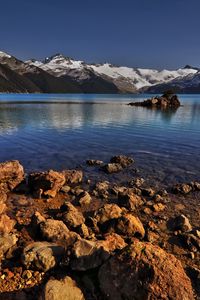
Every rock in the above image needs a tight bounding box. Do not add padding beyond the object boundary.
[76,224,90,238]
[116,213,145,238]
[146,231,159,243]
[71,234,126,271]
[94,181,110,198]
[78,191,91,207]
[110,155,134,168]
[128,93,181,109]
[187,266,200,297]
[142,187,155,197]
[129,177,145,188]
[31,211,46,227]
[62,169,83,184]
[22,241,65,272]
[101,233,126,252]
[170,214,192,232]
[0,214,15,234]
[86,159,103,166]
[41,276,85,300]
[99,239,194,300]
[28,170,66,198]
[0,233,18,259]
[143,207,152,215]
[0,160,24,192]
[60,185,71,193]
[0,202,7,214]
[191,181,200,191]
[95,204,122,224]
[61,202,85,228]
[104,163,123,174]
[180,233,200,251]
[70,239,110,271]
[153,203,166,212]
[40,219,79,247]
[118,191,143,210]
[173,183,193,194]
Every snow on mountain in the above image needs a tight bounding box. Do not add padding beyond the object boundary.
[0,51,11,58]
[27,54,198,90]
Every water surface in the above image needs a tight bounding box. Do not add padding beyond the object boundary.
[0,93,199,186]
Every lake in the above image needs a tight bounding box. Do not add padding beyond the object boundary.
[0,93,199,187]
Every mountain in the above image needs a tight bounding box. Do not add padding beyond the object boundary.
[0,51,81,93]
[0,50,199,93]
[28,54,198,93]
[144,70,200,94]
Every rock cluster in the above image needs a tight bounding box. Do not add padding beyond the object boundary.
[0,158,198,300]
[129,93,181,109]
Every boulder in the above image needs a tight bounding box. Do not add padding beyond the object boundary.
[169,214,192,232]
[22,241,65,272]
[94,181,109,198]
[78,191,91,207]
[41,276,85,300]
[28,170,66,198]
[116,213,145,238]
[70,239,110,271]
[99,239,194,300]
[0,214,15,234]
[0,233,18,259]
[95,204,122,225]
[118,191,143,210]
[0,160,24,192]
[71,234,126,271]
[62,170,83,184]
[61,202,85,228]
[110,155,134,168]
[40,219,79,247]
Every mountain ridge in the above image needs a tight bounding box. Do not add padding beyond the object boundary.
[0,50,199,94]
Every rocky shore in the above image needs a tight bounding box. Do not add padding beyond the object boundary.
[0,157,199,299]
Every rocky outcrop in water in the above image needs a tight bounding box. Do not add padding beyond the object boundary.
[129,93,181,109]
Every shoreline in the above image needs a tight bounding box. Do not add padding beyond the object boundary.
[0,157,199,299]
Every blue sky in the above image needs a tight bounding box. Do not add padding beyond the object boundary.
[1,0,200,69]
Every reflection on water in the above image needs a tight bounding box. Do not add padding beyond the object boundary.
[0,94,199,186]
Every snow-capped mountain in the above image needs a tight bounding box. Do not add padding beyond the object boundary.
[0,50,200,93]
[26,54,198,93]
[145,70,200,93]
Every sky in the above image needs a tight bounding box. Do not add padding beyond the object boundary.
[1,0,200,69]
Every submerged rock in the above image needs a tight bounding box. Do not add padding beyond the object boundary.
[0,160,24,193]
[28,170,66,198]
[104,163,123,174]
[41,276,85,300]
[99,239,194,300]
[110,155,134,168]
[86,159,103,166]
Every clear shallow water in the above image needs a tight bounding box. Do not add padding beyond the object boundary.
[0,93,199,186]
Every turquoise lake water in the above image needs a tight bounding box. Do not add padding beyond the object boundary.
[0,93,199,186]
